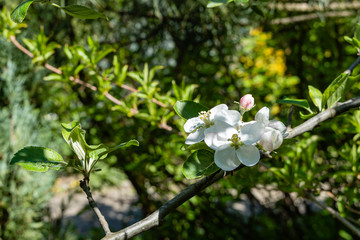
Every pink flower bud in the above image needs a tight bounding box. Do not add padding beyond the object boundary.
[239,94,255,111]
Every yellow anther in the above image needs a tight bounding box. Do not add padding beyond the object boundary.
[198,110,212,126]
[228,134,243,149]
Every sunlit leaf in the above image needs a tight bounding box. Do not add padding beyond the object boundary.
[322,73,350,109]
[10,0,34,23]
[174,100,208,119]
[60,5,108,20]
[308,85,323,111]
[277,98,313,113]
[10,146,66,172]
[207,0,231,8]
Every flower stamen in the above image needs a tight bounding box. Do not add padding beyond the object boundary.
[199,111,213,127]
[228,134,243,149]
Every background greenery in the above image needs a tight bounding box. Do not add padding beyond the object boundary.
[0,0,359,239]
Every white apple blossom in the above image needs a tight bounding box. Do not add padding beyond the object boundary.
[205,121,264,171]
[184,104,240,145]
[255,107,286,152]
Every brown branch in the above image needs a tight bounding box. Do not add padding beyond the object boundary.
[9,35,122,105]
[80,178,112,236]
[9,35,33,58]
[271,11,356,25]
[267,2,360,12]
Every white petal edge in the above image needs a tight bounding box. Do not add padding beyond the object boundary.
[236,145,260,166]
[215,144,241,171]
[209,104,228,120]
[184,117,204,133]
[268,120,286,134]
[255,107,269,126]
[185,128,205,145]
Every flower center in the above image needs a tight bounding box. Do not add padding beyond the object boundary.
[228,134,243,149]
[198,111,213,127]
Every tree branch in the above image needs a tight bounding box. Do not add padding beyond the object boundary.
[80,178,112,236]
[101,169,231,240]
[270,11,356,25]
[286,96,360,139]
[307,193,360,238]
[267,2,360,12]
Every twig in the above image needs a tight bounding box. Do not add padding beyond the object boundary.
[9,35,122,106]
[286,97,360,139]
[9,35,33,58]
[308,193,360,237]
[345,56,360,74]
[10,35,171,111]
[101,169,233,240]
[270,11,355,25]
[80,178,112,236]
[267,2,360,12]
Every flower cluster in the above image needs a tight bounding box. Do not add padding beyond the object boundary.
[184,95,286,171]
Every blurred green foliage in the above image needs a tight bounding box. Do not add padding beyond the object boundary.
[1,0,360,239]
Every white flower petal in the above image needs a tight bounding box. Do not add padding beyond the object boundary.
[185,128,205,145]
[240,121,264,145]
[255,107,269,126]
[214,109,241,126]
[209,104,228,120]
[184,117,204,133]
[204,122,237,150]
[268,120,286,134]
[235,145,260,166]
[215,144,241,171]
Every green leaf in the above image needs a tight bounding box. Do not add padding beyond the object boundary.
[61,120,81,146]
[308,85,323,111]
[277,98,313,113]
[107,140,139,153]
[11,0,34,23]
[344,36,353,45]
[207,0,232,8]
[322,73,350,109]
[61,121,138,173]
[183,150,219,179]
[94,46,115,64]
[355,23,360,41]
[59,5,108,20]
[352,37,360,49]
[10,146,66,172]
[299,112,317,120]
[174,100,208,119]
[43,73,66,82]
